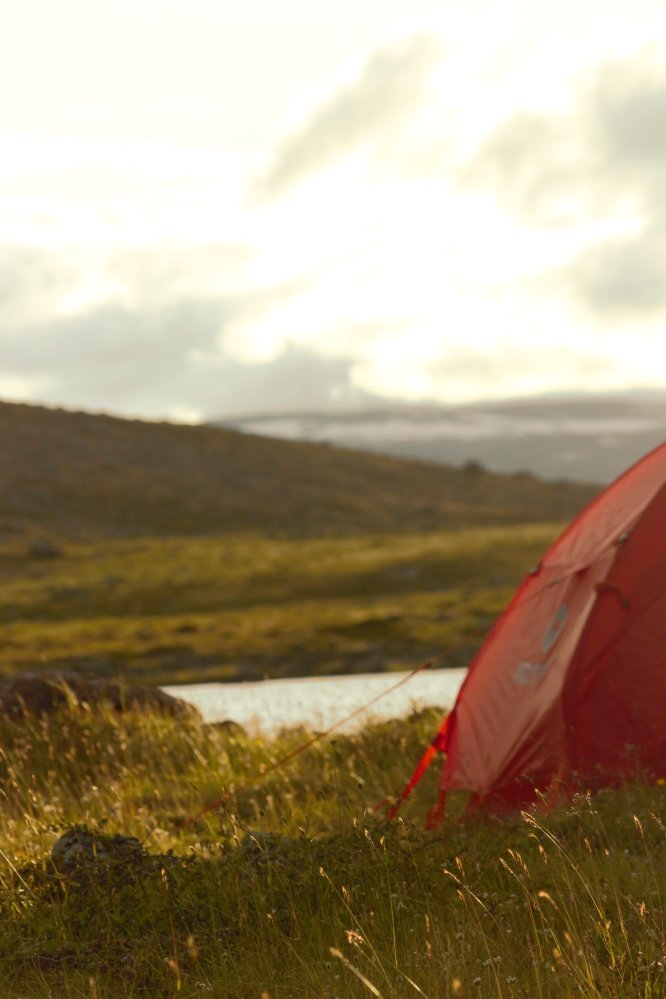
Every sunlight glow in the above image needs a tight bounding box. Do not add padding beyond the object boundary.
[1,1,666,415]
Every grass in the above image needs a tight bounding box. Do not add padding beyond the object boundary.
[0,704,663,998]
[0,523,561,684]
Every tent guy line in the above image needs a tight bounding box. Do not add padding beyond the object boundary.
[172,654,437,834]
[173,554,619,835]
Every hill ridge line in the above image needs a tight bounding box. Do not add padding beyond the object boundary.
[0,399,599,542]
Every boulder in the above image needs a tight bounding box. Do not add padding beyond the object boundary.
[207,718,247,738]
[0,671,201,720]
[49,826,188,885]
[28,538,63,560]
[51,826,144,875]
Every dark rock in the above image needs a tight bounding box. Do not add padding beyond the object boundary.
[240,829,301,866]
[49,826,189,885]
[28,538,63,559]
[0,671,201,721]
[207,719,247,738]
[51,826,144,875]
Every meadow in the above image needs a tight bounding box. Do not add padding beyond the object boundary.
[0,523,561,685]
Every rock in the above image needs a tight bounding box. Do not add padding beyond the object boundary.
[28,538,63,559]
[207,719,247,738]
[240,829,300,866]
[51,826,144,875]
[0,672,201,721]
[49,826,189,884]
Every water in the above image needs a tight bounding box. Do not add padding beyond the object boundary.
[162,668,467,735]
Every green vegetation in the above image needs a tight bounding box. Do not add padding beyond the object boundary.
[1,524,561,684]
[0,705,663,997]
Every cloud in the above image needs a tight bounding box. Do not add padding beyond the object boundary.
[467,113,584,222]
[209,342,377,417]
[107,244,254,306]
[467,51,666,318]
[469,53,666,221]
[0,240,256,336]
[564,230,666,315]
[0,266,376,417]
[0,373,54,402]
[257,35,441,198]
[0,233,296,410]
[1,234,346,418]
[429,344,616,388]
[1,299,226,407]
[0,244,76,326]
[590,58,666,182]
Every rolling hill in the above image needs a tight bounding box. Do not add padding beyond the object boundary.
[0,400,599,543]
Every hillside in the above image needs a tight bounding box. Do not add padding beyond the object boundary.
[0,400,598,542]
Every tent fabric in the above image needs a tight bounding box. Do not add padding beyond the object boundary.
[397,442,666,819]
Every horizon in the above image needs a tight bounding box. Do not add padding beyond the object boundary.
[3,1,666,421]
[2,383,666,429]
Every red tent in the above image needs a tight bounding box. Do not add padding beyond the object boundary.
[394,442,666,822]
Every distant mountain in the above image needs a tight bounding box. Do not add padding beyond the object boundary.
[0,400,598,543]
[214,392,666,484]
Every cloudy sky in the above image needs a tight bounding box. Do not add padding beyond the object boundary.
[2,0,666,422]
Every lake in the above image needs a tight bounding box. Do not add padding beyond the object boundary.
[162,667,467,734]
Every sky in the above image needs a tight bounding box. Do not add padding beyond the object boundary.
[2,0,666,422]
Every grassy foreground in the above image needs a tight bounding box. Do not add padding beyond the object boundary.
[0,705,663,998]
